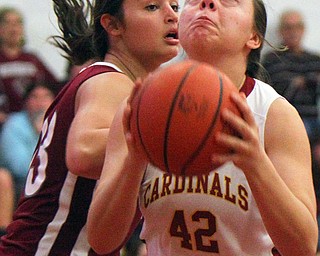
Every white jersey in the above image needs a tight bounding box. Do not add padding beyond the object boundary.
[138,77,283,256]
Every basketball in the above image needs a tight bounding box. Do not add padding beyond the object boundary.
[130,60,241,176]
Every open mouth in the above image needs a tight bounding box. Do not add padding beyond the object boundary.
[165,31,178,40]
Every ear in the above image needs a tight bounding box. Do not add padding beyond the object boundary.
[246,32,262,50]
[100,13,122,36]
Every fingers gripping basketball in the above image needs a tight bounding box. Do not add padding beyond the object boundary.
[130,60,240,176]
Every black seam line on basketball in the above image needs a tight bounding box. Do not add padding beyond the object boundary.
[135,79,156,167]
[181,71,224,176]
[163,64,199,173]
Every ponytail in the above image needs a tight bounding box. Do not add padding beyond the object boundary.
[50,0,124,65]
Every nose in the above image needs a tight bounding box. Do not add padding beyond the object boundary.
[200,0,216,10]
[165,7,179,24]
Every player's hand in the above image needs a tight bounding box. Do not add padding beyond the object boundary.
[123,78,149,165]
[211,92,267,173]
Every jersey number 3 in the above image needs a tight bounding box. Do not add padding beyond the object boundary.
[170,210,219,253]
[25,112,57,196]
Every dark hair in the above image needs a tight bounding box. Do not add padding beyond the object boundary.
[246,0,267,80]
[50,0,125,65]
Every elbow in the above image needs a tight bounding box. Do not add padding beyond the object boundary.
[302,223,319,256]
[87,218,108,254]
[66,146,102,179]
[306,233,319,256]
[66,152,89,176]
[89,234,127,255]
[277,231,318,256]
[88,233,110,255]
[87,202,127,255]
[87,225,123,255]
[277,244,317,256]
[293,244,318,256]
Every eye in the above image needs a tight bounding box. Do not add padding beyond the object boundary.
[145,4,159,11]
[171,3,180,12]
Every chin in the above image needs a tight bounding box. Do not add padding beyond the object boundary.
[162,49,180,62]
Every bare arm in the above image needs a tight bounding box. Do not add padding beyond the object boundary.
[87,82,148,254]
[212,93,318,256]
[66,72,133,179]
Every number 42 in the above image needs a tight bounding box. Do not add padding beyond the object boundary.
[170,210,219,253]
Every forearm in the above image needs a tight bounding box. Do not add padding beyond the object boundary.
[88,155,146,254]
[246,157,317,256]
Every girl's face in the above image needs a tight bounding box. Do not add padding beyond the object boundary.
[0,11,24,48]
[279,12,304,51]
[120,0,180,68]
[26,86,54,114]
[179,0,260,62]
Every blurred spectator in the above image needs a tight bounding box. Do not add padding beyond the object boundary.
[54,59,97,92]
[262,9,320,142]
[0,168,14,237]
[0,7,58,118]
[0,81,55,204]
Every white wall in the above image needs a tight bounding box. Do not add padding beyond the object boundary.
[0,0,67,80]
[0,0,319,80]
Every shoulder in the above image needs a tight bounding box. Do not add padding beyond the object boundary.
[266,96,306,146]
[74,66,133,115]
[68,63,132,97]
[246,79,283,113]
[78,62,131,85]
[79,70,133,98]
[254,79,281,97]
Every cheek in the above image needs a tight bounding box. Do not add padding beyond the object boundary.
[226,16,253,42]
[126,20,155,43]
[42,99,53,109]
[178,14,192,44]
[123,24,160,57]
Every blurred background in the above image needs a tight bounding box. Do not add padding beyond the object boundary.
[0,0,318,81]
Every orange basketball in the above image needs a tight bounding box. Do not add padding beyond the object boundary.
[130,60,240,176]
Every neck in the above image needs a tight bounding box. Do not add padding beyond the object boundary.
[290,46,303,54]
[1,45,21,58]
[225,70,247,90]
[283,41,303,54]
[191,54,247,90]
[105,52,142,82]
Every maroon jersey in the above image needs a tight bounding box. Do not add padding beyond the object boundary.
[0,50,58,112]
[0,63,124,256]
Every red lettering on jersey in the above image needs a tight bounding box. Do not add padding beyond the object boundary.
[161,173,172,196]
[173,175,186,194]
[195,175,208,193]
[209,172,223,198]
[224,176,236,204]
[238,185,249,211]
